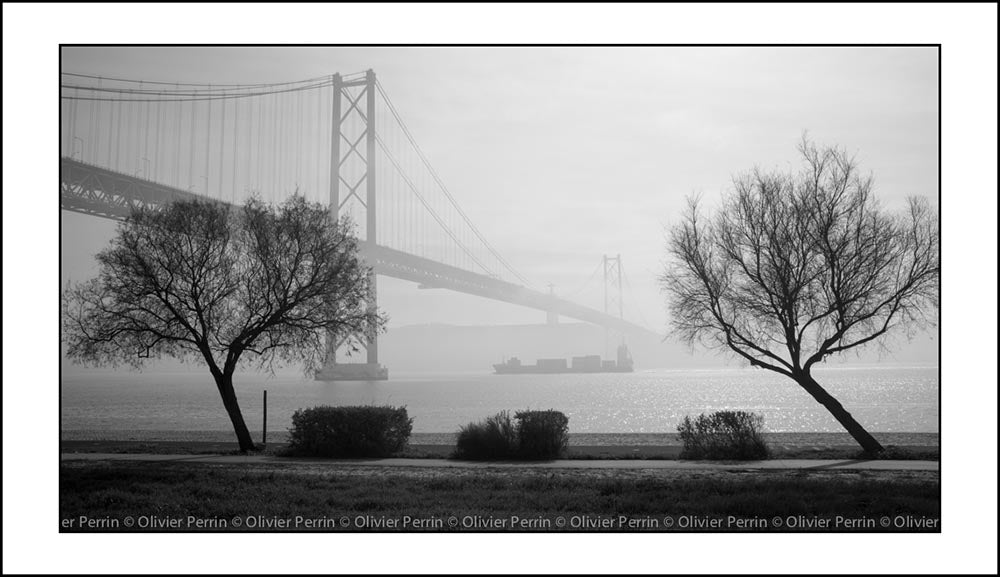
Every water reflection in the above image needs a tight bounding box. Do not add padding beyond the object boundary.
[61,366,938,434]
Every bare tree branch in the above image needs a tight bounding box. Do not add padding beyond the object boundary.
[62,196,387,451]
[660,137,939,453]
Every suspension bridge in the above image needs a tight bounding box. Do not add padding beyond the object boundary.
[60,69,655,379]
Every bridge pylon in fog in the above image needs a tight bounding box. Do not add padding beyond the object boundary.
[314,70,389,381]
[603,253,625,357]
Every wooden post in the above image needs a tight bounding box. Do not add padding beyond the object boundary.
[262,389,267,447]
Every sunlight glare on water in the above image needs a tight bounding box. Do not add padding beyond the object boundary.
[61,365,939,434]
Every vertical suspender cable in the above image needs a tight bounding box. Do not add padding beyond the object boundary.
[95,78,102,165]
[296,88,302,191]
[126,97,132,173]
[206,85,212,193]
[189,97,196,191]
[125,100,132,171]
[88,84,96,163]
[114,96,122,170]
[154,100,161,182]
[62,91,69,157]
[175,97,182,183]
[143,85,151,178]
[69,88,78,158]
[233,88,240,202]
[271,92,285,202]
[316,85,322,201]
[174,86,181,187]
[219,89,226,199]
[269,90,274,200]
[284,90,289,197]
[276,90,282,200]
[256,93,262,193]
[286,90,291,197]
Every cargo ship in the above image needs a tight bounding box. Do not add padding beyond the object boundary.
[493,343,634,374]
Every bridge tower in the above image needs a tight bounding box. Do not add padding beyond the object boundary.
[603,254,624,356]
[546,283,559,325]
[315,69,388,381]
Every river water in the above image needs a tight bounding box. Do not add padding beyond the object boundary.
[61,365,938,440]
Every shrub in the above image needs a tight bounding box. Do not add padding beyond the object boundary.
[677,410,770,460]
[286,405,413,458]
[515,410,569,460]
[453,409,570,460]
[453,410,518,460]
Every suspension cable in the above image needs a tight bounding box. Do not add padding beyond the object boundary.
[375,79,530,286]
[621,263,657,332]
[375,135,495,277]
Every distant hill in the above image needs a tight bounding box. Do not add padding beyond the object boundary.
[379,322,724,372]
[377,322,939,373]
[61,322,938,376]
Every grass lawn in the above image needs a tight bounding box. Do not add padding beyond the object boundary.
[60,460,940,532]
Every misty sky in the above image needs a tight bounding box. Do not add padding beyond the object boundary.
[60,46,939,361]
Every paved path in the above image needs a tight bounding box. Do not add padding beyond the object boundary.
[61,453,939,471]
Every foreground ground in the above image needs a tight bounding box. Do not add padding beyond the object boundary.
[60,458,940,532]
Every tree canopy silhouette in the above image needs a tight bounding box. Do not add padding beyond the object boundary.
[63,196,385,452]
[661,139,939,453]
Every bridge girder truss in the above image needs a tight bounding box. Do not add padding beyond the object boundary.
[61,158,205,220]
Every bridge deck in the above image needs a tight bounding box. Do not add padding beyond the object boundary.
[61,157,656,337]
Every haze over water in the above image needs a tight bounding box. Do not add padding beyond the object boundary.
[62,365,938,436]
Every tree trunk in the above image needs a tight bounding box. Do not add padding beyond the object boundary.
[797,373,885,454]
[215,373,256,452]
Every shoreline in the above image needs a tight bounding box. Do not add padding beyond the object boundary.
[61,439,940,461]
[61,429,940,447]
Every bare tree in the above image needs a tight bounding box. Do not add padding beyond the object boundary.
[662,138,939,453]
[63,196,385,452]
